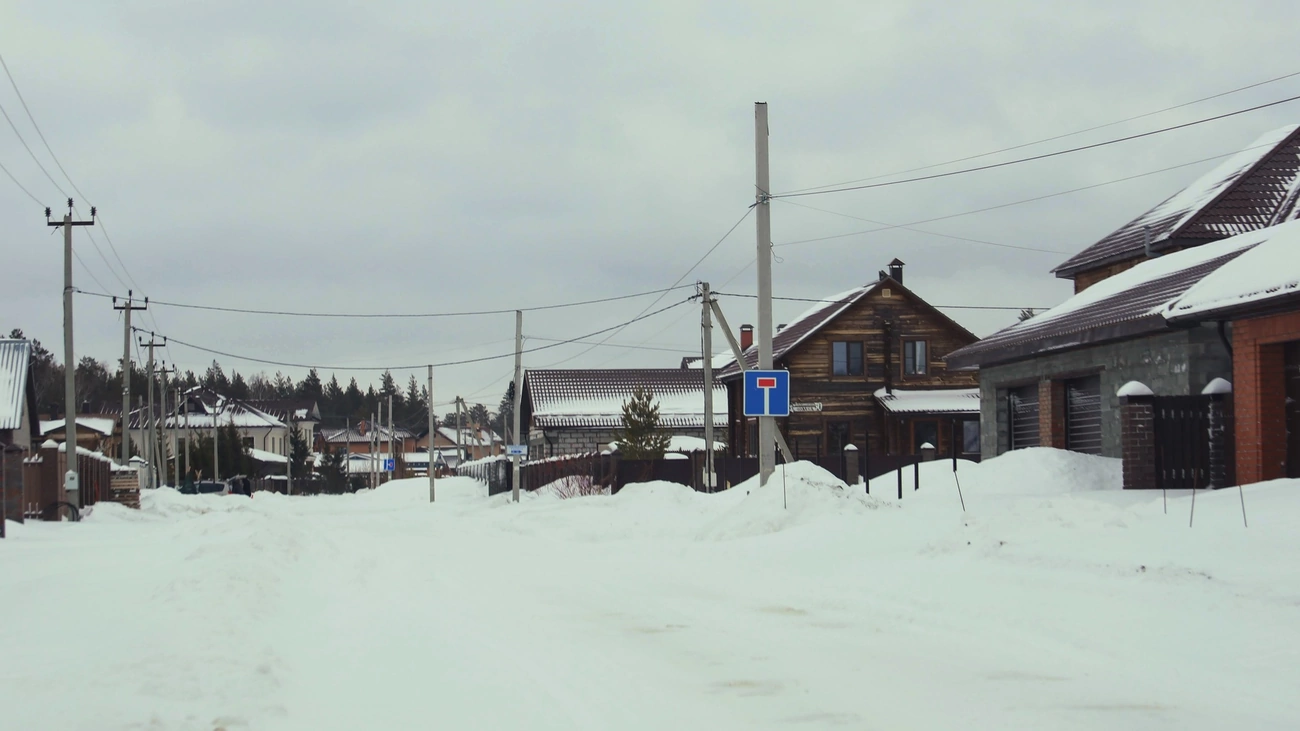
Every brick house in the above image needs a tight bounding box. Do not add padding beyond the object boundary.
[715,261,981,460]
[1165,219,1300,483]
[520,369,725,457]
[948,125,1300,461]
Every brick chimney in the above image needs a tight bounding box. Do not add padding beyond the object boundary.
[740,324,754,350]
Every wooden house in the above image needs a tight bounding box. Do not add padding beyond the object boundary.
[716,261,980,461]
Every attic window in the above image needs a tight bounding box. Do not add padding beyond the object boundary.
[881,288,892,298]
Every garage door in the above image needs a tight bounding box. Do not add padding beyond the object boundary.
[1008,385,1040,450]
[1065,375,1103,455]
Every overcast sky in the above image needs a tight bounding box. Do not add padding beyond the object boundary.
[3,0,1299,411]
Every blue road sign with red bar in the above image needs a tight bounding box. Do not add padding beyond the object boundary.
[743,369,790,417]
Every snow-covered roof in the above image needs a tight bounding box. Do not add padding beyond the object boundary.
[1165,218,1300,320]
[0,340,31,431]
[249,448,288,464]
[874,388,980,414]
[435,427,500,447]
[322,424,417,443]
[40,416,117,436]
[716,285,876,376]
[606,435,726,452]
[1053,124,1300,278]
[948,233,1262,369]
[525,369,726,429]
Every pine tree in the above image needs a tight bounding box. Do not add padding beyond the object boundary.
[615,388,670,459]
[299,368,323,399]
[495,381,515,438]
[230,372,250,399]
[289,425,311,475]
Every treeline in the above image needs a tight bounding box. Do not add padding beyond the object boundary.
[8,328,514,437]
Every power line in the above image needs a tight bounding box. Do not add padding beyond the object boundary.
[0,156,42,205]
[776,198,1071,254]
[133,298,692,372]
[0,98,66,197]
[543,207,754,367]
[527,335,698,355]
[74,283,695,319]
[713,291,1047,311]
[773,144,1277,248]
[779,69,1300,195]
[775,93,1300,199]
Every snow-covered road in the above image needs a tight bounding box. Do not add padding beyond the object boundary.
[3,452,1298,730]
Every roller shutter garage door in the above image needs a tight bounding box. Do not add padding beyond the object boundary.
[1065,375,1103,455]
[1008,385,1040,450]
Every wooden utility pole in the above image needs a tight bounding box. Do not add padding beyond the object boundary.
[512,310,523,503]
[434,364,439,499]
[700,283,715,492]
[113,291,147,466]
[138,333,165,488]
[753,102,775,486]
[47,200,96,504]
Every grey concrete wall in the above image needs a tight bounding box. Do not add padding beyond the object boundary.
[978,326,1231,459]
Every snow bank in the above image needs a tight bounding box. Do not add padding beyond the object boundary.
[868,448,1121,499]
[701,462,886,540]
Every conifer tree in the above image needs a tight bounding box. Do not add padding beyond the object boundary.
[615,388,670,459]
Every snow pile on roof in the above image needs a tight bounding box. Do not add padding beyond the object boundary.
[527,369,726,429]
[874,388,980,414]
[0,339,31,431]
[40,416,117,436]
[1165,218,1300,318]
[249,448,288,464]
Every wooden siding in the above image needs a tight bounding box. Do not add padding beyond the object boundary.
[730,282,978,459]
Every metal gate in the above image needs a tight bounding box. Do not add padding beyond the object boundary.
[1153,395,1209,490]
[1009,385,1040,449]
[1065,375,1102,455]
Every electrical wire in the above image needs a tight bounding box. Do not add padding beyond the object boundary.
[0,156,43,205]
[777,198,1071,255]
[773,144,1279,248]
[541,207,753,367]
[74,283,695,319]
[779,69,1300,195]
[713,291,1047,311]
[133,298,692,372]
[0,98,67,197]
[526,335,698,355]
[775,93,1300,199]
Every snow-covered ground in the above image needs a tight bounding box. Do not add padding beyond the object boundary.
[2,449,1298,730]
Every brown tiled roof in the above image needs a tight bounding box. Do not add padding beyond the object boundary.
[1052,125,1300,279]
[524,369,726,429]
[948,240,1258,369]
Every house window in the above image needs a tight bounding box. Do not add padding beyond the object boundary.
[962,420,981,454]
[903,340,928,375]
[912,420,938,452]
[832,341,864,376]
[827,421,851,455]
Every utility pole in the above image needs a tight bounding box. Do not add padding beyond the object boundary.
[700,283,715,492]
[113,291,147,466]
[212,396,221,483]
[286,412,293,496]
[455,397,464,467]
[158,364,176,486]
[47,200,96,505]
[182,388,190,483]
[138,333,165,488]
[434,364,444,499]
[754,101,775,486]
[173,386,181,487]
[512,310,523,503]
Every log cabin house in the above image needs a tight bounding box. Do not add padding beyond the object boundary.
[716,260,980,461]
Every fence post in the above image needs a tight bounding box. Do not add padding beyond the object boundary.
[843,444,859,488]
[897,464,902,500]
[913,460,920,491]
[1117,382,1157,491]
[1202,379,1233,489]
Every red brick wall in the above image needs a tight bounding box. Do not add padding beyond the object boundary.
[1038,379,1066,449]
[1233,311,1300,484]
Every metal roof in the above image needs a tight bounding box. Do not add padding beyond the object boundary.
[0,340,32,431]
[524,369,726,430]
[948,238,1258,370]
[1053,125,1300,279]
[874,388,980,414]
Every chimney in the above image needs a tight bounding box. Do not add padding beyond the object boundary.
[887,258,905,285]
[1143,225,1158,258]
[777,323,787,332]
[740,324,754,350]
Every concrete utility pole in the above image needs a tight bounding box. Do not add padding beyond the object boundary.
[182,389,190,482]
[286,412,293,496]
[113,291,147,466]
[139,334,165,488]
[754,102,775,486]
[158,364,175,486]
[387,393,394,481]
[701,282,715,492]
[436,364,441,499]
[47,200,96,504]
[212,396,221,483]
[455,397,464,466]
[512,310,523,503]
[172,386,181,487]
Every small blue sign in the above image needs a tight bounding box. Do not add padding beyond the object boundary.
[743,369,790,417]
[383,458,395,472]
